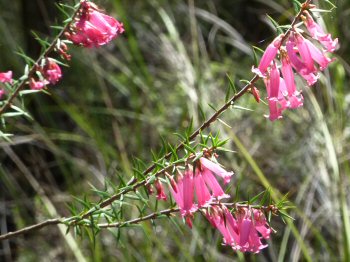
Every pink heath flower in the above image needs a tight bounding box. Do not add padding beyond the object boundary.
[0,89,5,99]
[264,63,289,121]
[199,157,233,185]
[281,53,303,109]
[303,11,338,52]
[29,78,49,90]
[169,170,198,228]
[286,38,319,86]
[0,71,13,83]
[234,208,270,253]
[252,34,283,77]
[205,206,240,247]
[154,179,167,201]
[193,169,212,207]
[293,32,317,73]
[303,39,334,70]
[66,1,125,48]
[43,59,62,84]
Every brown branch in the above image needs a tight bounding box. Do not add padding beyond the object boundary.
[0,218,62,241]
[98,208,180,228]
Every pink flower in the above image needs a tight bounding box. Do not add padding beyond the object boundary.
[264,63,288,121]
[200,157,233,185]
[194,169,212,207]
[154,179,167,201]
[29,78,49,90]
[66,1,124,48]
[286,38,319,86]
[205,206,239,246]
[0,71,13,83]
[303,11,338,52]
[170,170,198,228]
[304,39,334,70]
[293,33,316,73]
[205,206,271,253]
[252,34,283,77]
[43,59,62,84]
[235,208,270,253]
[0,89,5,99]
[281,54,303,109]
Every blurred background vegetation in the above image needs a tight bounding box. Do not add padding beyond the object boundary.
[0,0,349,261]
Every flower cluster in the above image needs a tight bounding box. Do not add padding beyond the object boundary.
[253,9,338,121]
[150,155,272,253]
[29,58,62,90]
[205,205,271,253]
[0,1,124,98]
[65,1,125,48]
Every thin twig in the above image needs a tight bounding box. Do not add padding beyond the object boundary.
[0,219,62,241]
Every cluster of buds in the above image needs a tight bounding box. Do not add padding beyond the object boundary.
[149,154,273,253]
[65,1,125,48]
[29,58,62,90]
[252,8,338,121]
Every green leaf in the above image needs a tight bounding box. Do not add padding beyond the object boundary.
[266,14,283,35]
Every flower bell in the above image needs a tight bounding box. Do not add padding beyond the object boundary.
[66,1,125,48]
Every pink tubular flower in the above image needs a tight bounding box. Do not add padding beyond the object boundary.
[303,11,338,52]
[194,169,212,207]
[235,208,270,253]
[66,1,124,48]
[293,33,316,73]
[170,170,198,228]
[205,206,271,253]
[264,63,294,121]
[199,157,233,185]
[29,78,49,90]
[43,59,62,84]
[286,38,319,86]
[0,71,13,83]
[304,39,334,70]
[154,179,167,201]
[0,89,5,99]
[252,34,283,77]
[281,53,303,109]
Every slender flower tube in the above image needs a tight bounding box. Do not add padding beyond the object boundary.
[303,11,338,52]
[281,53,303,109]
[170,170,197,228]
[286,38,319,85]
[304,39,334,70]
[201,167,230,200]
[294,33,316,73]
[194,169,212,207]
[252,34,283,77]
[0,71,13,83]
[199,157,233,184]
